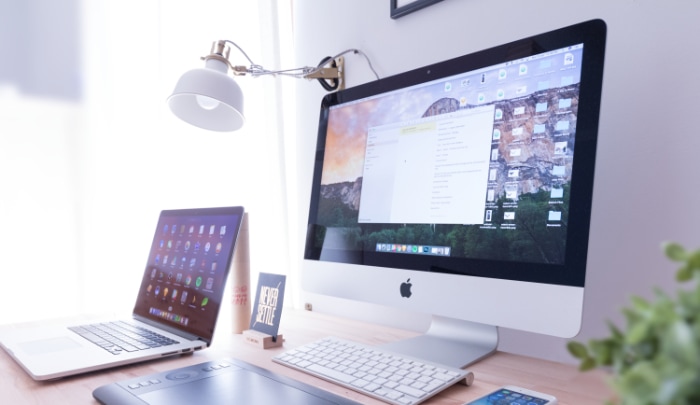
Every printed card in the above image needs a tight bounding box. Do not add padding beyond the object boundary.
[249,272,286,340]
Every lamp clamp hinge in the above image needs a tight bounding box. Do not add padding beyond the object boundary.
[304,56,345,91]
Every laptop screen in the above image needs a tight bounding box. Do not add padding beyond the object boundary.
[132,206,244,342]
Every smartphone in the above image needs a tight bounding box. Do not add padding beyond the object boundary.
[464,385,558,405]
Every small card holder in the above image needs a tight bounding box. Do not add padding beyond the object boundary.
[242,329,285,349]
[244,272,286,349]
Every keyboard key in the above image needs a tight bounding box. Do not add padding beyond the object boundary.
[307,363,357,384]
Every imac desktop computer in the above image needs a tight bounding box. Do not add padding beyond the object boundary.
[301,19,607,368]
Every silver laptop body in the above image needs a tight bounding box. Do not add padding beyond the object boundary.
[0,206,244,380]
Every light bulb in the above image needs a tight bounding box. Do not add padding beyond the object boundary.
[196,95,220,110]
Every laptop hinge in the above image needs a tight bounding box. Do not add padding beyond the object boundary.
[132,315,207,345]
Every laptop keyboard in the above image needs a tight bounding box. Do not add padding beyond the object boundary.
[69,321,179,355]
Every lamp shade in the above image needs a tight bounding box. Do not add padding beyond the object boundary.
[168,59,245,132]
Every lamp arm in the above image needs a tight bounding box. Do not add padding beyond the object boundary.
[204,40,380,91]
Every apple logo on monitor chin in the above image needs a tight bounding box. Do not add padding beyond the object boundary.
[400,278,412,298]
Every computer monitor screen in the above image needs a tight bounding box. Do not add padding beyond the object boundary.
[302,19,606,368]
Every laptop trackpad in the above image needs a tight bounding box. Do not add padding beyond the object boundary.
[20,337,82,355]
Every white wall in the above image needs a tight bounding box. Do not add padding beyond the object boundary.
[292,0,700,363]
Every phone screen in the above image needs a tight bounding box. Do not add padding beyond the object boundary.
[466,387,552,404]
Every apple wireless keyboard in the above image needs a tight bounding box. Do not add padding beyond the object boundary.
[273,336,474,405]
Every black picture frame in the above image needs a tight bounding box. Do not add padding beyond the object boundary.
[390,0,443,19]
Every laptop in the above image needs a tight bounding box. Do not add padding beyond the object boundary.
[0,206,245,381]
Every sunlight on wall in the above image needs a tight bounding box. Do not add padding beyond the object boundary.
[0,91,82,324]
[79,0,294,316]
[0,0,293,324]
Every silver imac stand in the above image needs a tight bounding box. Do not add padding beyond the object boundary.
[381,316,498,369]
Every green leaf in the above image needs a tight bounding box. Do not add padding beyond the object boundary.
[626,322,650,345]
[579,357,597,371]
[622,306,643,324]
[567,341,589,359]
[613,362,660,399]
[676,264,693,282]
[660,320,697,364]
[688,249,700,270]
[607,321,625,340]
[664,242,688,262]
[590,339,615,366]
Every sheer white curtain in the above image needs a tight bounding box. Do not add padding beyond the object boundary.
[0,0,294,324]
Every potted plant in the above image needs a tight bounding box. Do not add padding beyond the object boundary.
[567,243,700,405]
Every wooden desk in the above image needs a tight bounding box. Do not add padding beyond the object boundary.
[0,310,611,404]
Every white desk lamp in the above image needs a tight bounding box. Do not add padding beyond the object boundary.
[168,40,375,132]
